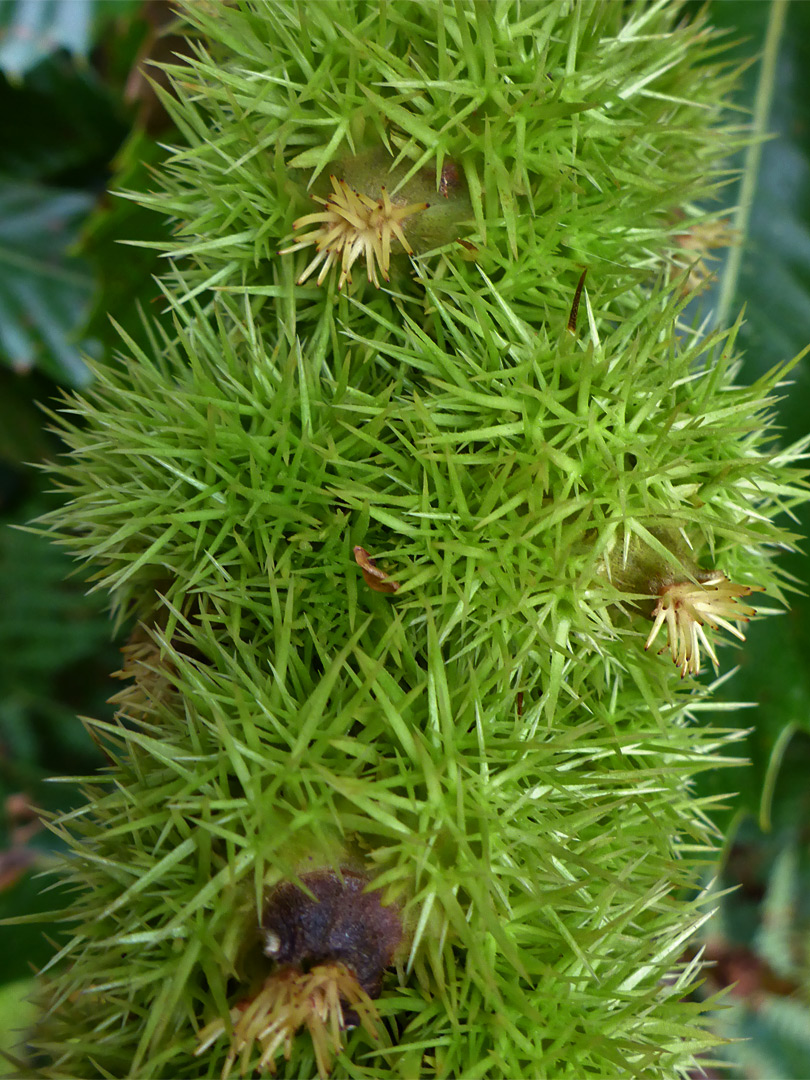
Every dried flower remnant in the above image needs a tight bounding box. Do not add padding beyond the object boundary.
[108,625,175,720]
[280,175,428,290]
[671,216,737,293]
[644,572,760,677]
[353,545,399,594]
[196,870,402,1078]
[195,962,379,1080]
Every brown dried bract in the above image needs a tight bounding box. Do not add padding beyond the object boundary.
[438,159,462,198]
[353,546,399,594]
[567,268,588,336]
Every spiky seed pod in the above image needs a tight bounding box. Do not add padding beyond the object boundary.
[136,1,748,323]
[29,277,806,1078]
[41,284,806,702]
[18,2,810,1079]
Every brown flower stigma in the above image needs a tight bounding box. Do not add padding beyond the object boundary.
[353,546,399,594]
[280,175,428,290]
[644,572,761,677]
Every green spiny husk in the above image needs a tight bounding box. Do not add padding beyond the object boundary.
[131,0,748,321]
[18,1,810,1078]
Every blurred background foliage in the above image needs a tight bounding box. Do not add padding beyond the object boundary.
[0,0,808,1074]
[686,2,810,1074]
[0,0,174,1051]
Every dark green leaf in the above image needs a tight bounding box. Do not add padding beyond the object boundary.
[80,130,171,353]
[0,180,97,386]
[0,55,130,187]
[701,0,810,822]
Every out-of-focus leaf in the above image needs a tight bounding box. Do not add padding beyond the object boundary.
[0,180,97,386]
[0,494,115,969]
[0,55,130,186]
[718,997,810,1080]
[0,976,36,1059]
[81,129,170,352]
[694,13,810,1059]
[0,0,141,80]
[0,526,112,691]
[0,369,53,465]
[0,0,92,79]
[698,0,810,822]
[756,845,800,978]
[0,501,118,769]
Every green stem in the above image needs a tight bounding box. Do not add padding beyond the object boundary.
[715,0,788,330]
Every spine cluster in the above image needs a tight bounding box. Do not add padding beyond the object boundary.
[26,3,808,1079]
